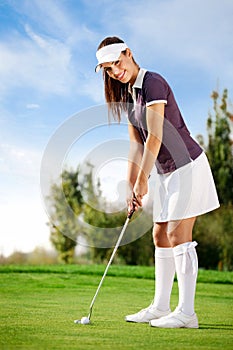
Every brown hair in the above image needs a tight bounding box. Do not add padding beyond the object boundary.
[97,36,138,122]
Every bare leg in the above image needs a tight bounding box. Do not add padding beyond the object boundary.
[167,217,198,316]
[166,217,196,247]
[152,223,175,311]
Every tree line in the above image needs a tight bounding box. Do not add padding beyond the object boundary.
[47,89,233,270]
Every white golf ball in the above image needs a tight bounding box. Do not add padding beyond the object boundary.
[81,317,90,325]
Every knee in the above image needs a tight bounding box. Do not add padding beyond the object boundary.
[153,230,162,246]
[153,231,159,246]
[166,232,178,247]
[166,218,196,247]
[152,223,169,247]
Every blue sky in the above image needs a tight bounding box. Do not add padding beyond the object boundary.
[0,0,232,256]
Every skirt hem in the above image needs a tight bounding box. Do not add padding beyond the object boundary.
[154,204,220,223]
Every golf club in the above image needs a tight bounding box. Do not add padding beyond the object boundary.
[74,203,135,325]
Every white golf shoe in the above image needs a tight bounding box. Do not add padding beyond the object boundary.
[125,304,170,323]
[150,309,199,328]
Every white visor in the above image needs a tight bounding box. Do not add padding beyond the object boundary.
[95,43,128,72]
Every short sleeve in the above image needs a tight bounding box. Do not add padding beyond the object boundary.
[142,72,169,107]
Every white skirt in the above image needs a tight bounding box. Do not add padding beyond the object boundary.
[153,152,220,222]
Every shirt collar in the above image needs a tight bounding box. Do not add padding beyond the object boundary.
[132,68,147,89]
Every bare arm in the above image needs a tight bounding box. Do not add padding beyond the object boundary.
[127,123,144,197]
[134,103,165,205]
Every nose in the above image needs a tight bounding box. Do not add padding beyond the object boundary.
[113,67,121,77]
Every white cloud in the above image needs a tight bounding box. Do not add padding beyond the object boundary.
[123,0,233,80]
[0,1,100,103]
[0,143,41,183]
[0,25,74,97]
[9,0,74,40]
[96,158,128,203]
[26,103,40,109]
[81,75,105,103]
[1,0,232,103]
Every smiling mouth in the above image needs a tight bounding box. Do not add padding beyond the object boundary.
[117,71,125,80]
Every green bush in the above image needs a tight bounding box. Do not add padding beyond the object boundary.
[193,205,233,270]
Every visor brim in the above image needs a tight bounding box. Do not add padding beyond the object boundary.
[95,64,102,73]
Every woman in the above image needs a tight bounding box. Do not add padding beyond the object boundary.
[95,36,219,328]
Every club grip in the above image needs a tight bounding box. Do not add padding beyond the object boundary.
[127,207,135,219]
[127,193,136,219]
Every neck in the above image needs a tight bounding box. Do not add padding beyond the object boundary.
[129,65,140,85]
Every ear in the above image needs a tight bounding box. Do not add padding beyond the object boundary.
[126,48,133,58]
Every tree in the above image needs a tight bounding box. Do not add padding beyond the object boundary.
[194,204,233,270]
[117,218,154,266]
[48,163,104,264]
[206,89,233,204]
[85,204,155,265]
[48,167,84,263]
[193,88,233,270]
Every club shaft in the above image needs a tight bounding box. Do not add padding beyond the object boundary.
[88,217,130,318]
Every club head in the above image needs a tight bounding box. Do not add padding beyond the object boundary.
[74,316,91,325]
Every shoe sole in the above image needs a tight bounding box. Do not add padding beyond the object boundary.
[183,320,199,329]
[150,320,199,328]
[125,310,171,324]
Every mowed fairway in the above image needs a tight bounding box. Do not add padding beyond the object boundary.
[0,265,233,350]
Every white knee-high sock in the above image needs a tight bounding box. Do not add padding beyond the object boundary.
[173,241,198,316]
[153,247,176,311]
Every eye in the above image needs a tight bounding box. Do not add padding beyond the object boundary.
[114,60,120,66]
[104,67,112,73]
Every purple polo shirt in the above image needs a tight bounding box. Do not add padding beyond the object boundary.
[128,69,203,174]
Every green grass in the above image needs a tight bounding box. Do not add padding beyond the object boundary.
[0,265,232,350]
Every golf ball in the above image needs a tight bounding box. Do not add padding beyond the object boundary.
[81,317,90,325]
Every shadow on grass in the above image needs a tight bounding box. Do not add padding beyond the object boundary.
[199,323,233,330]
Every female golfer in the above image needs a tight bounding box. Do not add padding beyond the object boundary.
[95,36,219,328]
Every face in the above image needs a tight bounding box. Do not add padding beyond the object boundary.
[101,49,139,85]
